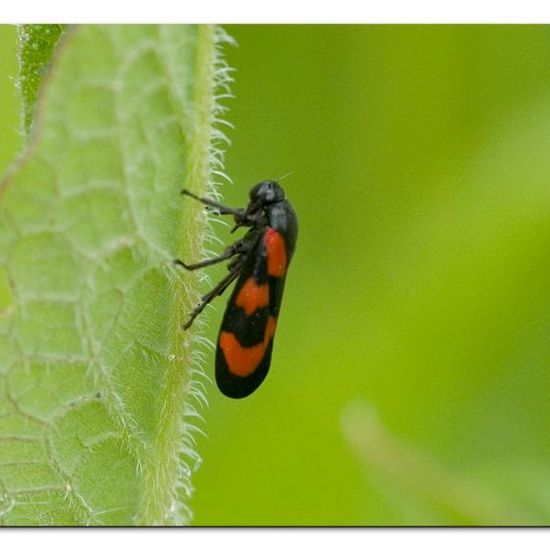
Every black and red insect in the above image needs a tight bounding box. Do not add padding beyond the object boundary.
[175,180,298,399]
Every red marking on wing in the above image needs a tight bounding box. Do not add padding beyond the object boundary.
[235,277,269,315]
[219,316,277,377]
[264,228,287,277]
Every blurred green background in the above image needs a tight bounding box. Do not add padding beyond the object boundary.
[3,24,550,525]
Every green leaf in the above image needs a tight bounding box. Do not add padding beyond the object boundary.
[0,24,232,525]
[17,24,66,135]
[342,401,536,525]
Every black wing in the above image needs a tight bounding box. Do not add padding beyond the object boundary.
[215,228,288,398]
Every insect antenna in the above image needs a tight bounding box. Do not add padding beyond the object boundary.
[276,170,295,183]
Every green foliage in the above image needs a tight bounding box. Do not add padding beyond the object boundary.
[4,23,550,528]
[17,24,65,135]
[342,402,535,525]
[0,26,21,173]
[192,25,550,526]
[0,24,228,525]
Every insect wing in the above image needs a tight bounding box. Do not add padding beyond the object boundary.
[215,229,288,398]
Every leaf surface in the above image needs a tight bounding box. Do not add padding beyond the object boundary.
[0,24,225,525]
[17,24,65,134]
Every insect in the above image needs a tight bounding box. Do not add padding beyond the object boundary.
[175,180,298,399]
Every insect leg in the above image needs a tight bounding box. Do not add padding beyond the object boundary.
[174,237,249,271]
[181,189,245,218]
[183,260,243,330]
[175,247,235,271]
